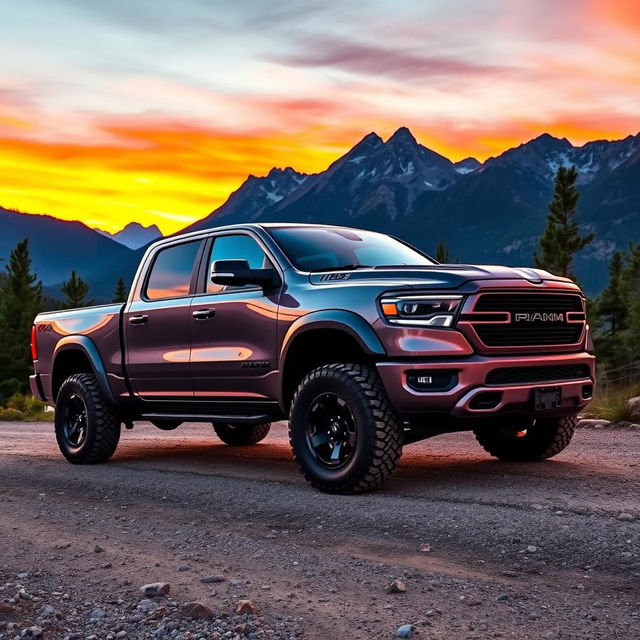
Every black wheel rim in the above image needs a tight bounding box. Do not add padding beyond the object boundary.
[306,392,357,469]
[63,393,88,448]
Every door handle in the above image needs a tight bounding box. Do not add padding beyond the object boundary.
[129,315,148,325]
[192,308,215,320]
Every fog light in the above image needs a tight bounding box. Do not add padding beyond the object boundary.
[581,384,593,399]
[406,370,457,392]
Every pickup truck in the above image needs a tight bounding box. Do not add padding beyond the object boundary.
[30,223,595,493]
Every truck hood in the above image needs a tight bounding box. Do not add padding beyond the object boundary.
[309,264,573,289]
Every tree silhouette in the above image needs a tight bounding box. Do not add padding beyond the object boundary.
[113,276,128,303]
[61,270,93,308]
[534,166,593,280]
[435,240,450,263]
[0,239,44,400]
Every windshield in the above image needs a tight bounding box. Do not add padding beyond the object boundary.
[269,227,435,271]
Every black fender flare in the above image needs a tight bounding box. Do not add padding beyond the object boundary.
[279,309,385,370]
[52,336,117,406]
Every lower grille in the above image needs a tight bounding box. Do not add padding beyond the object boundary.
[486,365,590,386]
[475,325,583,346]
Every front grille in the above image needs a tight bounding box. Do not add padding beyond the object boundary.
[486,365,590,386]
[470,293,584,347]
[474,293,582,312]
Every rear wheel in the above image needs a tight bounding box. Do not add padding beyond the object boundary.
[213,422,271,446]
[289,363,403,494]
[474,415,577,462]
[54,373,121,464]
[151,419,182,431]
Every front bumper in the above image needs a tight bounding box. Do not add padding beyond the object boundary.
[376,352,595,417]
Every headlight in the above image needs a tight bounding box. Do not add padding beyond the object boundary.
[380,295,463,328]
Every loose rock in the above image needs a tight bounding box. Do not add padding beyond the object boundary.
[387,578,407,593]
[141,582,171,597]
[180,601,213,619]
[627,397,640,420]
[397,624,415,638]
[200,574,226,584]
[235,599,258,615]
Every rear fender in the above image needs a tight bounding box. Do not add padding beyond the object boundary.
[52,336,117,405]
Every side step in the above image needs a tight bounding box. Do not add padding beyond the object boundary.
[141,412,279,425]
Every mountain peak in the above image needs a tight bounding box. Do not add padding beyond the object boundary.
[120,221,160,233]
[265,166,301,178]
[387,126,417,145]
[528,132,571,149]
[111,221,163,249]
[454,157,481,174]
[354,132,383,149]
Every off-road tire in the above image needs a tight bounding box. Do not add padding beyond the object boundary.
[152,419,182,431]
[55,373,121,464]
[289,363,403,494]
[474,415,577,462]
[213,422,271,446]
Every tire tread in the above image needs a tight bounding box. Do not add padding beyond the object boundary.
[474,415,577,462]
[213,422,271,446]
[289,363,402,493]
[55,373,120,464]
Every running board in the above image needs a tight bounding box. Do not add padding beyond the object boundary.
[141,412,279,425]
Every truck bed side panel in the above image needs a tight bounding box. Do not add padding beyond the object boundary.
[33,304,126,402]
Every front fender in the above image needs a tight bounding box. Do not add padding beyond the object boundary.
[280,310,386,364]
[52,336,117,405]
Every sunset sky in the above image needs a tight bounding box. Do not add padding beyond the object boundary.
[0,0,638,234]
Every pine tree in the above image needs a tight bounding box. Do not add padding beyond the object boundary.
[0,239,44,400]
[435,240,450,263]
[113,277,128,303]
[533,166,594,280]
[598,252,627,336]
[61,270,93,308]
[622,243,640,364]
[593,242,640,371]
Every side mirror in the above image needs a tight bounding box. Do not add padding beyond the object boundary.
[210,259,280,289]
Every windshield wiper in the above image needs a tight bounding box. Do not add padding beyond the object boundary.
[310,264,373,272]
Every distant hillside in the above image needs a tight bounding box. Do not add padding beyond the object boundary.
[97,221,163,249]
[0,208,139,300]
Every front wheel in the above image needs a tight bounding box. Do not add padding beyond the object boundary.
[213,422,271,446]
[289,363,403,494]
[54,373,121,464]
[474,415,577,462]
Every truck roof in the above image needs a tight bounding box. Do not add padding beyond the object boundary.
[149,222,362,250]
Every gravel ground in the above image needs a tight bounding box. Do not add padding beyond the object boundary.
[0,420,638,639]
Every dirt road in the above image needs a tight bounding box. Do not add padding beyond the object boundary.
[1,421,638,639]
